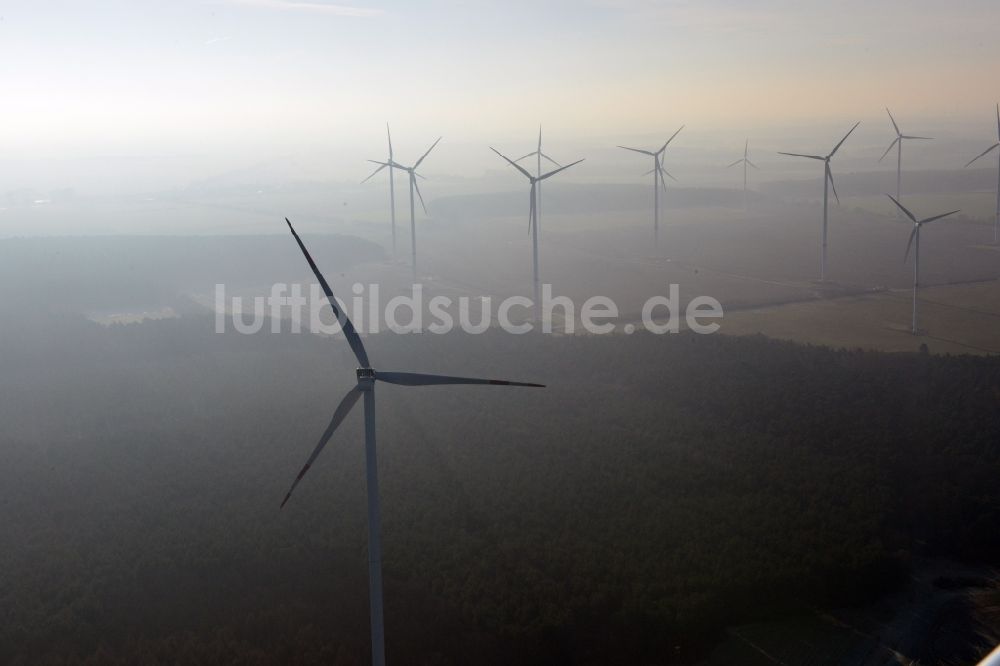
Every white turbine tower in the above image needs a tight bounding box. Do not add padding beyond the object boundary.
[490,147,584,322]
[280,218,543,666]
[362,124,400,257]
[964,104,1000,244]
[618,125,683,247]
[879,108,932,211]
[778,121,860,281]
[885,196,960,334]
[514,126,561,238]
[370,136,441,280]
[726,139,759,209]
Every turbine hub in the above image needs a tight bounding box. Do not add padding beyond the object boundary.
[356,367,376,387]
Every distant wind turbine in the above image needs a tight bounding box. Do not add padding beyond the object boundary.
[490,147,584,321]
[280,217,544,666]
[778,121,860,281]
[964,104,1000,244]
[362,124,400,256]
[514,126,561,238]
[370,136,441,279]
[619,125,683,247]
[885,196,960,334]
[879,108,932,211]
[727,139,759,209]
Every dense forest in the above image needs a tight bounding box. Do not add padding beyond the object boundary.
[1,311,999,665]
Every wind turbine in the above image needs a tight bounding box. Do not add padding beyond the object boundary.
[362,124,400,257]
[964,104,1000,244]
[879,108,932,211]
[778,121,860,281]
[514,126,561,237]
[727,139,759,209]
[618,125,683,247]
[885,196,959,334]
[280,217,543,666]
[369,136,441,280]
[490,148,583,322]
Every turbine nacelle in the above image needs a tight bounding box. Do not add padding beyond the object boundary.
[885,195,960,262]
[381,144,435,216]
[777,123,859,208]
[880,109,933,163]
[491,147,583,184]
[356,367,377,387]
[490,147,583,236]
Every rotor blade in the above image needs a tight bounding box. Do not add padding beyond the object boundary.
[879,137,900,163]
[490,147,533,180]
[413,136,441,169]
[903,226,918,264]
[618,145,654,156]
[515,150,561,167]
[280,386,363,509]
[826,164,840,205]
[777,152,825,160]
[412,173,428,215]
[828,121,860,158]
[996,102,999,142]
[661,166,678,182]
[886,194,917,222]
[386,123,393,159]
[920,209,961,225]
[726,159,744,168]
[656,161,668,193]
[744,139,749,159]
[901,135,933,140]
[964,143,1000,168]
[361,162,388,184]
[661,124,685,152]
[747,160,760,170]
[537,125,542,153]
[540,152,561,167]
[371,159,405,172]
[376,371,544,388]
[285,218,370,368]
[642,167,656,176]
[886,107,900,136]
[538,158,584,181]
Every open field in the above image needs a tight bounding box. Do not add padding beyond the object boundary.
[719,280,1000,355]
[6,176,1000,356]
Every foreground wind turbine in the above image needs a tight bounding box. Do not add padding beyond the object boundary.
[281,218,543,666]
[727,139,759,209]
[886,196,960,334]
[490,147,583,321]
[964,104,1000,243]
[514,126,561,237]
[879,108,932,209]
[362,124,400,256]
[619,126,683,247]
[778,121,860,281]
[370,136,441,279]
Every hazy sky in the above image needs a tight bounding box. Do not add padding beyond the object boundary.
[2,0,999,191]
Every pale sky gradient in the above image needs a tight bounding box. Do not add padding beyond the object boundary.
[1,0,999,191]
